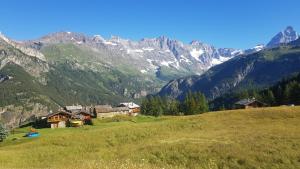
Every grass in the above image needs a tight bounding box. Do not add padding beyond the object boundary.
[1,107,300,169]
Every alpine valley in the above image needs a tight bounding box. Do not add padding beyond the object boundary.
[0,26,299,127]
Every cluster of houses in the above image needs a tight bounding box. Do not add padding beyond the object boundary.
[34,98,270,129]
[43,102,140,129]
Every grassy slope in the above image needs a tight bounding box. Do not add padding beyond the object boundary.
[0,107,300,169]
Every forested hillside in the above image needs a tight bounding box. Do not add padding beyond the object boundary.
[210,73,300,110]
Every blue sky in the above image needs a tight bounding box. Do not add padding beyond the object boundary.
[0,0,299,49]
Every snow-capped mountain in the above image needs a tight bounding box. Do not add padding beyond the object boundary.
[6,26,300,82]
[29,32,242,77]
[267,26,299,48]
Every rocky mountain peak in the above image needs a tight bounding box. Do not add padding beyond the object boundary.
[190,40,203,46]
[267,26,299,48]
[92,35,105,42]
[157,35,169,41]
[285,26,295,34]
[40,31,88,44]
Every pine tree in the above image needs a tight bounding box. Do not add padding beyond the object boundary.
[166,99,180,115]
[197,92,209,113]
[274,86,283,104]
[0,123,8,142]
[141,98,150,115]
[182,91,209,115]
[263,90,275,106]
[239,90,249,99]
[283,85,291,104]
[219,104,226,111]
[289,81,300,105]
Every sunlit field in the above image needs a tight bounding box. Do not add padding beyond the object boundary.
[1,106,300,169]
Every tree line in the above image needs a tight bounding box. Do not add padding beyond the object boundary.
[141,91,209,116]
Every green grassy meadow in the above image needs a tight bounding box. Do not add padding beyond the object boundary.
[1,107,300,169]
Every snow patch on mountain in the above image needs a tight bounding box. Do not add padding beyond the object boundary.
[179,55,191,63]
[142,47,155,51]
[253,44,264,51]
[211,56,232,66]
[161,61,170,67]
[231,50,243,56]
[140,69,147,73]
[190,49,204,61]
[127,49,144,54]
[103,41,118,46]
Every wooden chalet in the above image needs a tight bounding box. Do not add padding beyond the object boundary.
[118,102,140,116]
[94,105,130,118]
[235,98,267,109]
[47,111,72,128]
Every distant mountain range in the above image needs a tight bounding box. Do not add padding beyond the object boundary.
[158,26,300,100]
[26,32,244,76]
[0,26,299,127]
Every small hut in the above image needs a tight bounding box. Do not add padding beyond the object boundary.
[235,98,267,109]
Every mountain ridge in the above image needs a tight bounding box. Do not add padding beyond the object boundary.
[158,44,300,100]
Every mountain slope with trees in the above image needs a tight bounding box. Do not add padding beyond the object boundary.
[158,45,300,100]
[210,73,300,110]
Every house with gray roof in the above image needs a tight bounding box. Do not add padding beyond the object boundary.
[235,98,267,109]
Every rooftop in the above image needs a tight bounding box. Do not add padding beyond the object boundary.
[119,102,140,109]
[235,98,265,106]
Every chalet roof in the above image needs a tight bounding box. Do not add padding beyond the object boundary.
[94,105,112,109]
[94,105,113,113]
[95,107,129,113]
[235,98,266,106]
[46,111,72,118]
[74,111,92,116]
[119,102,140,109]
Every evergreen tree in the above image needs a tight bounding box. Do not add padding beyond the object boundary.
[140,98,150,115]
[282,85,291,104]
[182,91,195,115]
[274,86,283,104]
[182,91,209,115]
[0,123,8,142]
[239,90,249,99]
[197,92,209,113]
[166,99,180,115]
[263,90,275,106]
[289,81,300,105]
[219,104,226,111]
